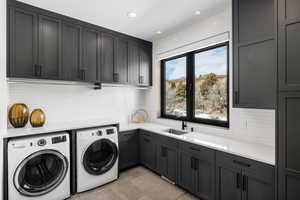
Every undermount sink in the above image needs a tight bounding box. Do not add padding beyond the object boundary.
[164,128,188,135]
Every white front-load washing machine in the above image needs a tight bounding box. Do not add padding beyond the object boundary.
[8,133,70,200]
[76,126,119,193]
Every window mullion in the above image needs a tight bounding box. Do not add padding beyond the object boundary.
[186,53,194,121]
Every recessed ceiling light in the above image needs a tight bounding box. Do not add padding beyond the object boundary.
[156,30,162,34]
[127,12,137,18]
[195,10,201,15]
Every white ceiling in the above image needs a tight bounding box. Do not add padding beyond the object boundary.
[18,0,228,41]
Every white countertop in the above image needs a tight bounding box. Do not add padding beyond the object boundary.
[120,123,275,166]
[3,119,119,138]
[3,120,275,166]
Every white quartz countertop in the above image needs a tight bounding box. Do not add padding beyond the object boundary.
[3,119,119,138]
[3,120,275,166]
[120,123,275,166]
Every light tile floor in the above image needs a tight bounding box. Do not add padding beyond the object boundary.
[68,167,199,200]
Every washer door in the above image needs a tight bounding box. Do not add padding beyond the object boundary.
[83,139,118,175]
[14,150,68,197]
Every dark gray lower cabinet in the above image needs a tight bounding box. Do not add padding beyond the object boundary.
[139,130,157,170]
[178,142,215,200]
[156,135,178,182]
[119,130,139,170]
[216,151,274,200]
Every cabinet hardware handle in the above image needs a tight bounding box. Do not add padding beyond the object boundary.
[94,82,101,90]
[190,147,201,152]
[234,91,239,105]
[190,157,194,169]
[242,175,247,191]
[113,73,119,82]
[233,160,251,167]
[194,158,198,170]
[236,173,241,189]
[34,64,39,76]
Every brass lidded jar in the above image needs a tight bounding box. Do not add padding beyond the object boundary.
[8,103,29,128]
[30,109,46,128]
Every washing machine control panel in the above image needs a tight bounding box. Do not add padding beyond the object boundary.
[52,135,67,144]
[106,128,115,135]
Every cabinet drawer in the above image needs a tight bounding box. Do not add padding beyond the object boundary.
[216,151,274,182]
[119,130,138,142]
[156,134,178,149]
[179,141,215,162]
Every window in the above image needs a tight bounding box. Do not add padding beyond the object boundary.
[161,42,229,127]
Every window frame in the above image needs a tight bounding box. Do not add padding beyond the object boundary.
[160,41,230,128]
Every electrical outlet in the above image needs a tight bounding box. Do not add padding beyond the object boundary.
[244,120,248,129]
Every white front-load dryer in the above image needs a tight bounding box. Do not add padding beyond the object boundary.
[7,132,70,200]
[76,126,119,193]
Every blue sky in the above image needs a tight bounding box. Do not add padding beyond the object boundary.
[165,46,227,80]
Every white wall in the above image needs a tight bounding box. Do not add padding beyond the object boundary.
[146,1,275,147]
[8,83,147,128]
[0,0,7,197]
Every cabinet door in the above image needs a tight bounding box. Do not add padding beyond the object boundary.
[140,133,156,170]
[278,21,300,91]
[194,157,215,200]
[178,151,195,192]
[157,145,177,182]
[119,130,139,170]
[234,40,276,109]
[38,15,61,79]
[216,165,241,200]
[236,0,274,44]
[278,92,300,199]
[8,7,38,78]
[139,45,151,86]
[101,33,115,83]
[128,42,140,85]
[115,39,128,84]
[242,173,274,200]
[82,28,100,82]
[61,23,81,81]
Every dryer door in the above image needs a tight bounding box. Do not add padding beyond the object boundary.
[14,149,68,197]
[83,138,118,175]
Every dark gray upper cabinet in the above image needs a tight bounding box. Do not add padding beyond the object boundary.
[115,38,128,84]
[128,42,140,85]
[101,33,115,83]
[235,41,276,108]
[8,7,38,78]
[237,0,274,44]
[278,0,300,91]
[7,1,152,86]
[82,28,100,83]
[118,130,139,171]
[61,23,81,81]
[38,15,61,79]
[139,45,152,86]
[216,151,275,200]
[233,0,276,109]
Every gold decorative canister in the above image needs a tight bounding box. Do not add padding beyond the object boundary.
[30,109,46,128]
[8,103,29,128]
